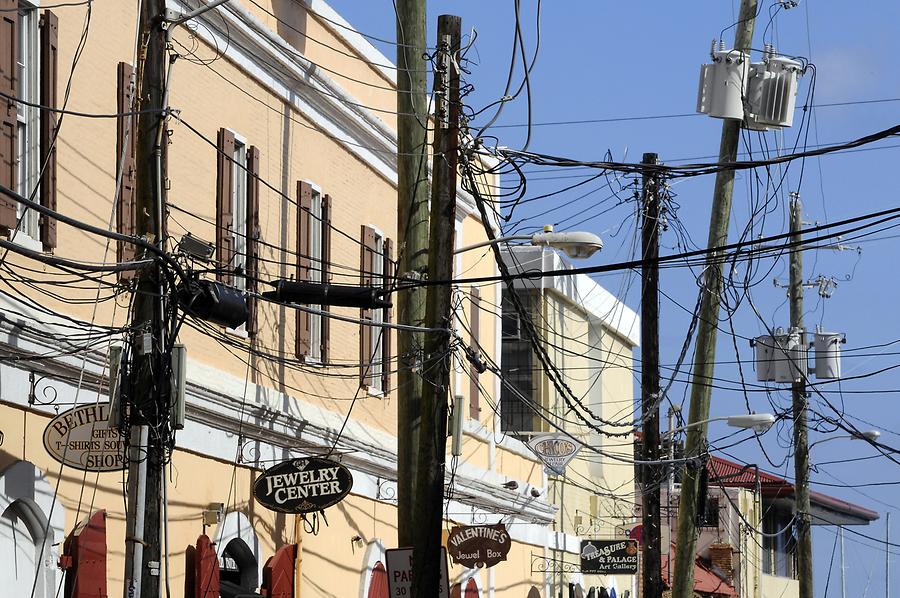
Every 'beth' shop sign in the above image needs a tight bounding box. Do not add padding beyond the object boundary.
[447,524,511,568]
[43,403,126,472]
[580,539,639,575]
[253,457,353,514]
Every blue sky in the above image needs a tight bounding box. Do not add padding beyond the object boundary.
[326,1,900,595]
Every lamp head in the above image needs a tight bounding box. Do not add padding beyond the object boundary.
[531,230,604,260]
[726,413,776,433]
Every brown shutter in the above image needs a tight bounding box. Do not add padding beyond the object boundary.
[38,11,58,250]
[381,237,393,392]
[320,193,332,363]
[295,181,312,359]
[116,62,137,278]
[0,0,18,231]
[245,146,260,336]
[216,128,235,284]
[469,286,482,419]
[359,225,375,386]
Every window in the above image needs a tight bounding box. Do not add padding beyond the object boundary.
[15,6,38,240]
[231,138,247,291]
[295,182,330,361]
[500,291,537,433]
[0,2,57,248]
[359,225,392,392]
[307,189,323,360]
[216,129,260,333]
[698,496,720,528]
[762,507,797,578]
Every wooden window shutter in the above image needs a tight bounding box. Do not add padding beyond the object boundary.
[0,0,18,232]
[115,62,137,278]
[215,128,235,284]
[359,225,375,386]
[246,146,261,336]
[469,286,482,419]
[38,11,58,251]
[320,193,332,363]
[381,237,393,392]
[295,181,313,359]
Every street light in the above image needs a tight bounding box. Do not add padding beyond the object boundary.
[808,429,880,451]
[668,412,777,436]
[454,225,603,259]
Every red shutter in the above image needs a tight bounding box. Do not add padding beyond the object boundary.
[381,237,393,392]
[216,128,235,284]
[359,225,375,386]
[295,181,312,359]
[116,62,137,277]
[0,0,18,231]
[59,510,107,598]
[246,145,261,335]
[194,534,220,598]
[366,561,389,598]
[469,286,482,420]
[320,193,332,363]
[38,10,58,250]
[260,543,296,598]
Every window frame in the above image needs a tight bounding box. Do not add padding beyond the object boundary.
[230,133,248,291]
[11,2,41,248]
[366,227,385,393]
[301,181,326,363]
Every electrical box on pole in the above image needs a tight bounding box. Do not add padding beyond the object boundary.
[697,41,803,128]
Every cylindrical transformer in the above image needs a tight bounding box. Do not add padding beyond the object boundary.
[754,335,776,382]
[774,330,806,383]
[814,331,843,379]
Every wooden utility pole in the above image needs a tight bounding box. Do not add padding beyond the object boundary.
[640,152,664,598]
[123,1,168,596]
[790,192,813,598]
[413,14,460,597]
[394,0,430,548]
[670,1,758,596]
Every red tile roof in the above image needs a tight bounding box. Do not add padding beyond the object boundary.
[706,455,879,522]
[661,552,737,596]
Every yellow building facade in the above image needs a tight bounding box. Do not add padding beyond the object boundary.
[0,1,639,597]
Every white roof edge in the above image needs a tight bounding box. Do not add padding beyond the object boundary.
[501,247,640,347]
[306,0,398,85]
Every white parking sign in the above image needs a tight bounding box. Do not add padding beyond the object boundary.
[385,547,449,597]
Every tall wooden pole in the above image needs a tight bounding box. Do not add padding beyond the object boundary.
[640,152,664,598]
[670,2,758,596]
[395,0,430,548]
[124,0,168,596]
[790,193,813,598]
[413,14,460,597]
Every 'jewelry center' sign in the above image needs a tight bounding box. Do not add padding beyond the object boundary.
[253,457,353,514]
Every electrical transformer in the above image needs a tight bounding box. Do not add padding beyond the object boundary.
[697,41,803,128]
[745,45,803,130]
[813,330,844,379]
[753,335,776,382]
[773,329,807,383]
[696,42,750,120]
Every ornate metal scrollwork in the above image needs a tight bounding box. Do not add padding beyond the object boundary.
[28,372,60,410]
[376,478,397,502]
[530,553,580,574]
[238,437,262,465]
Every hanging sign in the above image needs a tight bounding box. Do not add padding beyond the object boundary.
[253,457,353,514]
[528,433,581,476]
[580,540,639,575]
[447,523,511,568]
[43,403,127,472]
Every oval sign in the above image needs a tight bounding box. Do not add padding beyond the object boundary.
[42,403,127,472]
[253,457,353,514]
[447,524,511,569]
